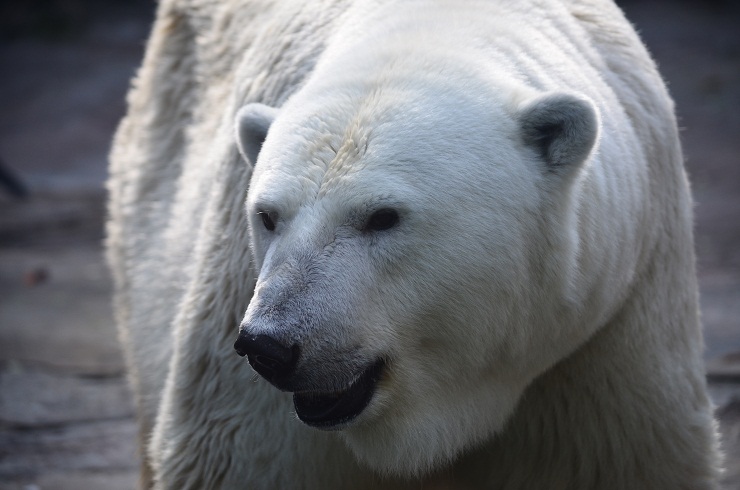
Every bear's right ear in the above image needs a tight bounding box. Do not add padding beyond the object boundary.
[235,103,279,166]
[518,93,599,179]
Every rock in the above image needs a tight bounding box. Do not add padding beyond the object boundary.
[0,470,138,490]
[707,350,740,382]
[0,244,124,377]
[0,370,133,428]
[0,419,138,479]
[716,397,740,489]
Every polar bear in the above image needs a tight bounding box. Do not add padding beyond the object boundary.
[107,0,721,488]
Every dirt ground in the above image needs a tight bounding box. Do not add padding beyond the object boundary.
[0,0,738,488]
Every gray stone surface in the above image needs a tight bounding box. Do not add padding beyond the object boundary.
[0,419,138,478]
[0,241,140,489]
[0,4,148,488]
[0,0,738,488]
[0,242,123,376]
[2,471,138,490]
[0,370,133,428]
[717,397,740,488]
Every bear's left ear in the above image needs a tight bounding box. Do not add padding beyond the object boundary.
[235,103,279,166]
[518,93,599,176]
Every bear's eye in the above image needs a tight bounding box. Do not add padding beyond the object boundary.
[364,208,400,232]
[258,211,276,231]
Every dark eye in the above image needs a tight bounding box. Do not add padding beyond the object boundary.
[258,211,276,231]
[364,208,399,232]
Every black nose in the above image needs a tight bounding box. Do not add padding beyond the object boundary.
[234,333,298,382]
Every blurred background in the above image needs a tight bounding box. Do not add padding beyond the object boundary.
[0,0,738,488]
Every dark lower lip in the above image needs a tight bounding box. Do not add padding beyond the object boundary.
[293,359,384,429]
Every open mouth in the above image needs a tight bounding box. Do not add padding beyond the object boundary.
[293,359,384,428]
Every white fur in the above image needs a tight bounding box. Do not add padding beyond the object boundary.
[108,0,721,488]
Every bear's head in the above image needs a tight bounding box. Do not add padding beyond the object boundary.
[233,67,599,475]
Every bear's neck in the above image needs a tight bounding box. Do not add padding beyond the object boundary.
[453,243,720,490]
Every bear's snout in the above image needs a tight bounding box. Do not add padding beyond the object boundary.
[234,333,299,385]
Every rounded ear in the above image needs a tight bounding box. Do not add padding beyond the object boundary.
[519,93,599,175]
[235,103,279,166]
